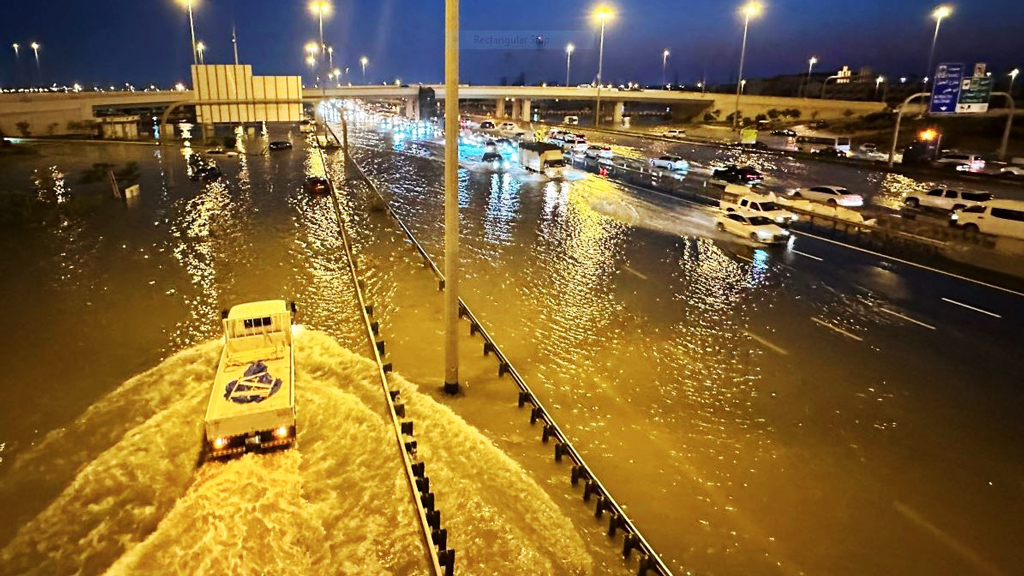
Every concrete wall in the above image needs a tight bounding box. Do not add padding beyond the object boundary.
[0,91,186,137]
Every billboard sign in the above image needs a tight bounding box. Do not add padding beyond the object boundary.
[957,74,993,114]
[929,63,963,114]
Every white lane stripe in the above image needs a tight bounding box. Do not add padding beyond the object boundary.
[811,317,865,341]
[736,254,753,263]
[941,297,1002,318]
[879,308,937,330]
[622,265,649,280]
[790,249,823,261]
[742,330,789,355]
[795,231,1024,299]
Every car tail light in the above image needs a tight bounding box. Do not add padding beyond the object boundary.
[212,437,229,450]
[273,426,290,439]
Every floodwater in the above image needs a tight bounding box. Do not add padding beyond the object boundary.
[334,113,1024,576]
[0,134,631,575]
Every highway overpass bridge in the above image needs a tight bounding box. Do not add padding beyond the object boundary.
[0,84,891,137]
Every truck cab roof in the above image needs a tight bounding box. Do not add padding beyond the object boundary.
[227,300,290,320]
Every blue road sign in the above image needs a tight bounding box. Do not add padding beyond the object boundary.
[930,63,964,114]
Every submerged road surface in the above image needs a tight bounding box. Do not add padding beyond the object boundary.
[337,115,1024,576]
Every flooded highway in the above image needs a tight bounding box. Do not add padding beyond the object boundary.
[336,113,1024,575]
[0,134,629,575]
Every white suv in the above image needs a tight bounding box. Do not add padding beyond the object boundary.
[952,200,1024,240]
[720,187,797,225]
[660,129,686,139]
[904,188,993,212]
[936,153,986,172]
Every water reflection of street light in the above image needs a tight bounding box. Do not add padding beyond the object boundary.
[733,2,761,130]
[360,56,368,83]
[592,6,614,127]
[924,5,951,89]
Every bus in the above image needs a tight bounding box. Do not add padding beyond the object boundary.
[794,135,852,155]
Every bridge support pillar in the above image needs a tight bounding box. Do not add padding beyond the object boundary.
[521,99,532,122]
[612,101,625,125]
[511,99,521,121]
[404,98,420,120]
[495,99,506,118]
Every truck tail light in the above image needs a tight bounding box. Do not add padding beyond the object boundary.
[212,437,228,450]
[273,426,290,439]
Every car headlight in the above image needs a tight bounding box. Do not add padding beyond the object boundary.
[757,231,773,241]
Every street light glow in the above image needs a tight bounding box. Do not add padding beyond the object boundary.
[876,75,885,84]
[809,56,818,65]
[305,41,319,54]
[30,42,40,50]
[360,56,368,66]
[176,0,195,6]
[932,5,952,20]
[592,6,614,22]
[1011,69,1020,79]
[306,56,316,66]
[742,1,761,18]
[308,0,332,16]
[566,43,575,54]
[663,49,670,57]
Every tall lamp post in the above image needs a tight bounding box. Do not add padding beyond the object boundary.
[309,1,331,95]
[875,75,886,100]
[592,6,614,127]
[924,5,951,90]
[1009,68,1019,94]
[661,49,670,86]
[360,56,368,83]
[177,0,199,66]
[327,46,334,70]
[802,56,817,97]
[12,43,19,60]
[565,43,574,86]
[196,41,206,64]
[442,0,461,395]
[732,2,760,131]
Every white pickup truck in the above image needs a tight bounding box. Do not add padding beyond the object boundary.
[203,300,297,461]
[719,184,798,225]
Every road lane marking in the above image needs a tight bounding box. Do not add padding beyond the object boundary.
[742,330,789,355]
[735,254,753,263]
[795,231,1024,299]
[811,317,864,341]
[941,297,1002,318]
[621,265,649,280]
[879,308,937,330]
[790,249,823,261]
[893,501,1006,576]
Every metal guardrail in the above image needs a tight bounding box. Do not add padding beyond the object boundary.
[313,131,454,576]
[335,119,674,576]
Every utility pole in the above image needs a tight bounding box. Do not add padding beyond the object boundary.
[443,0,460,395]
[232,26,239,65]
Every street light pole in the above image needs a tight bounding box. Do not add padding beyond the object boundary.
[328,46,334,71]
[565,43,574,87]
[232,25,239,65]
[360,56,368,83]
[875,76,885,100]
[178,0,199,66]
[662,49,670,86]
[1010,68,1019,95]
[593,7,613,127]
[443,0,460,395]
[733,2,760,131]
[924,5,951,90]
[196,41,205,64]
[801,56,817,97]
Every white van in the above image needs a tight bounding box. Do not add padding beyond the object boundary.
[720,184,797,225]
[952,199,1024,240]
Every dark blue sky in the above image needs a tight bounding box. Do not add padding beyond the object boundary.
[1,0,1021,88]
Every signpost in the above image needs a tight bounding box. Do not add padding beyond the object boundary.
[929,62,963,114]
[957,75,993,113]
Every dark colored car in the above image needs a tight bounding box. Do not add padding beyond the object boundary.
[712,165,764,185]
[196,165,223,182]
[814,146,848,158]
[304,176,332,195]
[269,141,293,151]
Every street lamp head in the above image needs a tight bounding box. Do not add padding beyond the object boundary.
[176,0,195,7]
[308,0,332,16]
[663,49,670,57]
[1011,68,1020,79]
[741,1,761,19]
[12,43,19,50]
[809,56,818,65]
[327,46,333,55]
[305,41,319,54]
[360,56,368,65]
[306,56,316,66]
[932,5,952,20]
[30,42,40,50]
[592,6,614,23]
[876,75,885,84]
[332,68,341,76]
[566,43,575,54]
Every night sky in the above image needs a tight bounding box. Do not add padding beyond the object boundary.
[1,0,1021,89]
